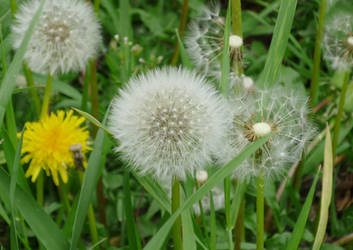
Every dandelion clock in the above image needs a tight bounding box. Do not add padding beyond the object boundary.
[12,0,101,75]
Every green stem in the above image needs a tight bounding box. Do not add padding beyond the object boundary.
[40,74,53,119]
[10,0,17,18]
[332,71,350,158]
[79,171,99,247]
[227,229,234,250]
[170,0,189,66]
[209,191,216,250]
[90,60,99,137]
[36,172,44,206]
[231,0,244,76]
[94,0,100,13]
[309,0,327,108]
[256,170,265,250]
[59,183,71,213]
[23,63,41,117]
[234,196,245,250]
[224,176,231,228]
[172,176,182,250]
[81,66,90,112]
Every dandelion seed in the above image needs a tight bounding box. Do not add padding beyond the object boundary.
[21,110,91,186]
[218,86,315,181]
[323,3,353,70]
[12,0,101,75]
[109,67,228,180]
[185,4,244,79]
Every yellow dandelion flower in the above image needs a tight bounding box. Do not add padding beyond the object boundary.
[21,110,91,186]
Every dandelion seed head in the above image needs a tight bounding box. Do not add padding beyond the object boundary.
[218,86,315,181]
[109,67,228,180]
[12,0,101,75]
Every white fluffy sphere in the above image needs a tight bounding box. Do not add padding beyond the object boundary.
[109,67,229,180]
[12,0,101,75]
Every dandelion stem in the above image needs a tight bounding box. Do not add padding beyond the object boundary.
[234,195,245,250]
[23,63,41,118]
[40,74,53,119]
[256,170,265,250]
[79,171,99,247]
[36,172,44,206]
[94,0,100,13]
[231,0,244,76]
[10,0,17,18]
[170,0,189,66]
[224,176,231,228]
[332,71,350,159]
[90,60,99,137]
[172,176,182,250]
[309,0,326,108]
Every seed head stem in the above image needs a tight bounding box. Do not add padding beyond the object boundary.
[256,168,265,250]
[172,176,183,250]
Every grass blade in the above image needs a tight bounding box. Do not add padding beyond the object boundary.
[313,126,333,250]
[181,193,196,250]
[258,0,297,88]
[285,168,321,250]
[132,172,171,213]
[72,108,113,135]
[175,30,192,69]
[70,108,110,250]
[9,129,25,250]
[144,135,270,250]
[0,168,70,250]
[0,0,46,130]
[220,0,231,94]
[229,181,247,229]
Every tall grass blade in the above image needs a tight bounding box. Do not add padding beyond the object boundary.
[0,169,69,250]
[181,194,196,250]
[144,135,270,250]
[285,168,320,250]
[258,0,297,88]
[0,0,46,129]
[229,181,246,229]
[220,0,231,94]
[313,126,333,250]
[176,30,192,69]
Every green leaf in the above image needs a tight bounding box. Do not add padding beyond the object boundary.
[175,30,192,69]
[132,172,171,213]
[313,126,333,250]
[143,135,270,250]
[70,113,108,250]
[72,108,113,135]
[285,168,320,250]
[181,193,196,250]
[9,129,25,250]
[258,0,298,88]
[229,181,247,229]
[0,0,46,130]
[0,168,70,250]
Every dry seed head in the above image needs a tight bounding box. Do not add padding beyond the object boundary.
[109,67,228,180]
[229,35,243,49]
[12,0,101,75]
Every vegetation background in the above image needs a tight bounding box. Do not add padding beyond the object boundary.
[0,0,352,249]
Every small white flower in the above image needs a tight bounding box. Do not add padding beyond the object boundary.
[12,0,101,75]
[185,4,244,79]
[218,86,315,181]
[323,6,353,70]
[109,67,228,180]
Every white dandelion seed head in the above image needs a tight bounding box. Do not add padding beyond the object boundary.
[109,67,229,180]
[185,4,244,79]
[193,187,224,215]
[323,9,353,70]
[12,0,101,75]
[217,86,315,182]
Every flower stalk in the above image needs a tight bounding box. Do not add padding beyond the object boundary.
[40,74,53,119]
[231,0,243,76]
[310,0,327,108]
[256,169,265,250]
[172,176,182,250]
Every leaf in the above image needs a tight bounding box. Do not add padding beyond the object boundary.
[70,112,108,250]
[175,30,192,69]
[258,0,298,88]
[9,129,25,250]
[132,172,171,213]
[181,193,196,250]
[229,181,247,229]
[72,108,113,135]
[313,126,333,250]
[285,168,321,250]
[0,0,46,130]
[0,169,70,250]
[143,135,270,250]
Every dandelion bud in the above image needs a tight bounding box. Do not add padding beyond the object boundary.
[131,44,143,56]
[114,34,120,41]
[229,35,243,49]
[252,122,271,137]
[109,67,228,180]
[12,0,101,75]
[196,170,208,185]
